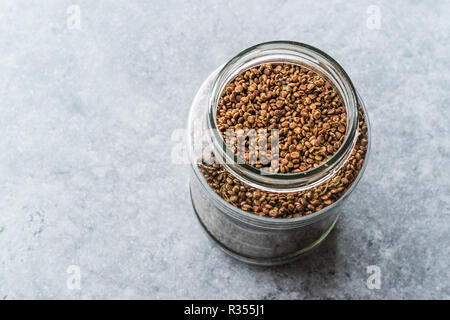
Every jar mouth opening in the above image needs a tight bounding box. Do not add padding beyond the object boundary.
[207,41,359,192]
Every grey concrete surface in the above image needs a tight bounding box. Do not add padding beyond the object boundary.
[0,0,449,299]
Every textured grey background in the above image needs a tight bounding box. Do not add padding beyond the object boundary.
[0,0,448,299]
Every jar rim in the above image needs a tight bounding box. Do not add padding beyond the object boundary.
[207,41,360,192]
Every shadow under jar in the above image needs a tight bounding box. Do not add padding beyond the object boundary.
[187,41,371,266]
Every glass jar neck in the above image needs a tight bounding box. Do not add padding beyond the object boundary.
[207,41,359,193]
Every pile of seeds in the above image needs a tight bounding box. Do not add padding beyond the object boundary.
[216,63,347,173]
[198,108,368,218]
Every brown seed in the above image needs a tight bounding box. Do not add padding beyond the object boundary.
[300,109,309,117]
[313,110,321,120]
[276,100,284,108]
[314,79,324,86]
[291,152,300,158]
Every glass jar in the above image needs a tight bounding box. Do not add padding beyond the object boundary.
[187,41,371,266]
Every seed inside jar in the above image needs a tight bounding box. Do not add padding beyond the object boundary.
[216,63,347,174]
[196,62,368,219]
[198,107,368,218]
